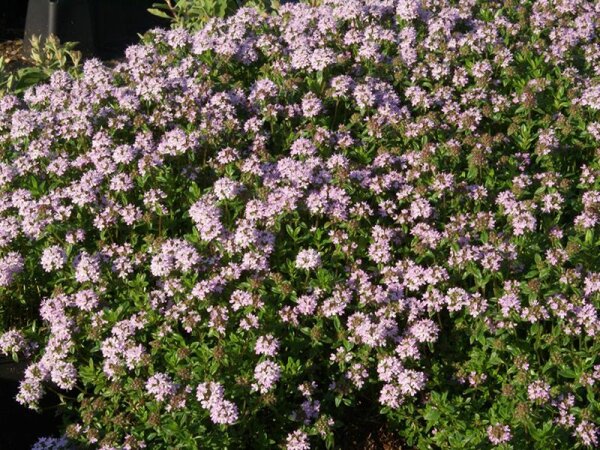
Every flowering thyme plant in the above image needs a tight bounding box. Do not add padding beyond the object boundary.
[1,0,600,448]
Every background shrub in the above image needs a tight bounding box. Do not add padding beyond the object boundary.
[148,0,284,29]
[0,35,81,97]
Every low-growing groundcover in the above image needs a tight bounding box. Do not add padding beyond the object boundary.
[1,0,600,448]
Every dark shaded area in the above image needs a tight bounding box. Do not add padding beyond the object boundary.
[0,375,63,449]
[1,0,168,59]
[341,423,406,450]
[336,398,406,450]
[91,0,169,59]
[0,1,29,41]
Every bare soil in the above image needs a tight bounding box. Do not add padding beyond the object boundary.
[0,39,29,72]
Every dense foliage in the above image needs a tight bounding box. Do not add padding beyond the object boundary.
[148,0,282,29]
[1,0,600,448]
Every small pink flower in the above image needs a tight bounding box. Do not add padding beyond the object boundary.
[487,423,511,445]
[295,249,321,270]
[285,430,310,450]
[252,360,280,394]
[255,334,280,357]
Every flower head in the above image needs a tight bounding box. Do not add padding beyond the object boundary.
[295,249,321,270]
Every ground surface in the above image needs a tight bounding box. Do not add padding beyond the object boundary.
[0,376,62,448]
[0,39,28,72]
[0,8,28,74]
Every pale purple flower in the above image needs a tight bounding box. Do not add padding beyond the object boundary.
[487,423,512,445]
[189,195,225,242]
[208,398,239,425]
[214,177,244,200]
[541,192,564,213]
[146,372,177,402]
[295,248,321,270]
[527,380,551,403]
[396,0,420,21]
[143,188,167,214]
[309,47,336,72]
[0,162,15,188]
[0,251,24,286]
[353,83,376,109]
[31,435,72,450]
[498,293,521,317]
[73,251,101,284]
[377,356,403,383]
[301,92,323,118]
[112,144,137,165]
[229,289,255,311]
[16,363,46,409]
[306,185,350,220]
[346,363,368,388]
[207,305,229,335]
[41,245,67,272]
[150,239,201,277]
[299,399,320,424]
[109,173,133,192]
[249,78,278,104]
[396,368,426,396]
[575,420,599,447]
[65,229,85,244]
[119,204,142,226]
[295,293,318,316]
[290,138,317,157]
[73,289,100,311]
[579,85,600,110]
[285,430,310,450]
[408,319,439,343]
[368,225,393,264]
[0,216,19,247]
[196,381,238,425]
[584,272,600,297]
[101,314,148,379]
[240,312,259,331]
[330,75,355,97]
[320,288,351,317]
[252,360,281,394]
[467,371,487,387]
[471,60,492,79]
[214,147,240,165]
[50,361,78,390]
[379,383,402,409]
[255,334,280,357]
[0,329,29,356]
[196,381,222,408]
[157,128,198,156]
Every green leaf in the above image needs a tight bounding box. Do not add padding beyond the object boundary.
[148,8,172,19]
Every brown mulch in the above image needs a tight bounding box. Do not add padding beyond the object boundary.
[0,39,29,72]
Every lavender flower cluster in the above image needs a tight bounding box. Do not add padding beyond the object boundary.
[0,0,600,448]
